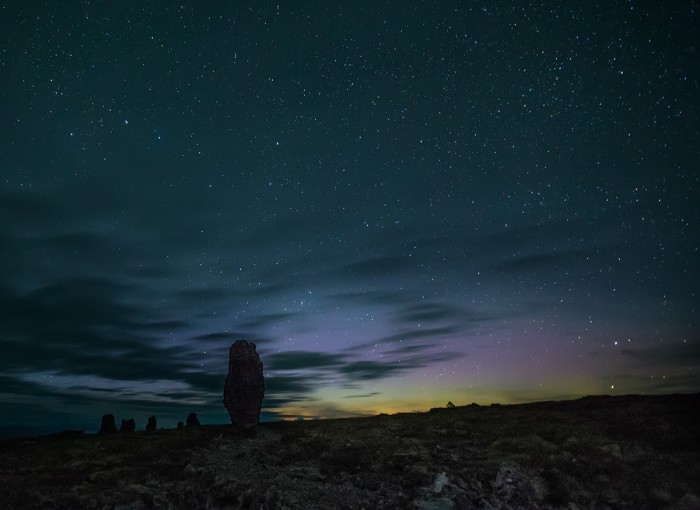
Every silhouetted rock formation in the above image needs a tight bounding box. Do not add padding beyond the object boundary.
[223,339,265,430]
[177,421,184,429]
[120,418,135,432]
[99,414,117,434]
[146,416,157,433]
[446,401,456,408]
[186,413,200,427]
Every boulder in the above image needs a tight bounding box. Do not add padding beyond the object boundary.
[146,416,157,433]
[99,414,117,434]
[120,418,135,432]
[223,339,265,430]
[186,412,200,427]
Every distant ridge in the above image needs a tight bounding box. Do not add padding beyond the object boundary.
[3,392,699,442]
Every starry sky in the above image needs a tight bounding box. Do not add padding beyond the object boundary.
[1,1,698,437]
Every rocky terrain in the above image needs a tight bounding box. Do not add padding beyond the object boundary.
[1,393,699,509]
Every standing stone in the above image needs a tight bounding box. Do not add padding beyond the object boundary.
[186,412,201,427]
[120,418,135,432]
[146,416,157,433]
[99,414,117,434]
[223,339,265,429]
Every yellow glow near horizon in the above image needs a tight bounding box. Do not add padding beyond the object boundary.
[264,376,615,420]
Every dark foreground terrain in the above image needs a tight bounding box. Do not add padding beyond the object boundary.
[1,394,699,509]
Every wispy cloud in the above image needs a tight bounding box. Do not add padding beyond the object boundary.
[266,351,346,371]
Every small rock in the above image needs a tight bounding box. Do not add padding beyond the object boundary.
[492,462,546,506]
[433,472,449,494]
[146,416,157,433]
[152,494,171,509]
[119,418,135,432]
[564,435,579,446]
[183,464,200,476]
[601,443,622,459]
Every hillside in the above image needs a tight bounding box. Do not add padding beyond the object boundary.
[1,394,699,509]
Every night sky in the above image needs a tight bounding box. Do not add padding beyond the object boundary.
[1,2,698,437]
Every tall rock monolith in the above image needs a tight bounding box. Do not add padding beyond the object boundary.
[223,339,265,430]
[99,414,117,434]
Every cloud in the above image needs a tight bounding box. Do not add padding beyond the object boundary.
[339,351,459,382]
[343,392,381,399]
[0,279,197,382]
[396,302,495,326]
[0,191,68,233]
[266,351,346,371]
[190,332,273,353]
[0,191,172,288]
[488,247,612,275]
[265,375,318,395]
[349,326,461,353]
[329,289,411,307]
[172,371,225,394]
[237,312,298,330]
[339,360,414,381]
[600,373,700,395]
[145,318,191,332]
[382,342,450,356]
[397,302,464,324]
[0,368,227,436]
[0,373,55,400]
[178,287,233,301]
[262,345,463,409]
[619,337,700,367]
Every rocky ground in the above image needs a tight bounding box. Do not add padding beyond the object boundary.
[1,394,699,509]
